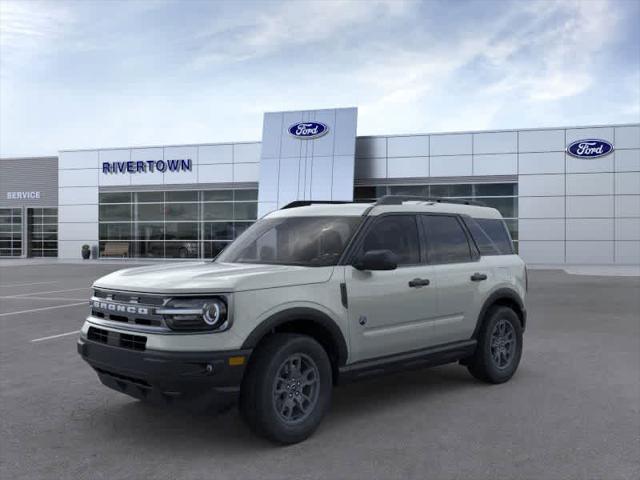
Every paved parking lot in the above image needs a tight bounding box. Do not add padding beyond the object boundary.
[1,262,639,480]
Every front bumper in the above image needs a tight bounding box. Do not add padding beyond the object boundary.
[77,337,251,410]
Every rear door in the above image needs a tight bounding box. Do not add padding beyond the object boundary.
[420,214,487,344]
[345,214,440,362]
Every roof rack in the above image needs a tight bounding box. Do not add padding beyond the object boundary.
[374,195,486,207]
[280,200,351,210]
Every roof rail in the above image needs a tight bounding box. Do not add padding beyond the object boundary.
[280,200,351,210]
[374,195,486,207]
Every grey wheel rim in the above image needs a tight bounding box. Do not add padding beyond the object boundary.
[272,353,320,424]
[490,319,516,370]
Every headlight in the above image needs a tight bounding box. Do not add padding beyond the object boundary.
[156,297,229,332]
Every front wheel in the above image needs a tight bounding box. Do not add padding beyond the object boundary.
[467,306,523,384]
[239,334,332,444]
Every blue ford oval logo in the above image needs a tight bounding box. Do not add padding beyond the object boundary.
[567,139,614,159]
[288,122,329,139]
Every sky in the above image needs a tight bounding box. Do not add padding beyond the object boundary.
[0,0,638,157]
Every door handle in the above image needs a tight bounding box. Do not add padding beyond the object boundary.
[409,278,430,288]
[470,272,488,282]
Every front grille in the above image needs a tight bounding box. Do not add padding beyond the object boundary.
[87,326,147,351]
[90,288,168,330]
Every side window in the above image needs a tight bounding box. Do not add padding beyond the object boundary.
[421,215,472,264]
[359,215,420,265]
[463,217,514,255]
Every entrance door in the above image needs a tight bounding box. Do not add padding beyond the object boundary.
[27,208,58,257]
[346,214,440,363]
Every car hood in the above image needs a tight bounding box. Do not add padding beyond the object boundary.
[92,262,334,294]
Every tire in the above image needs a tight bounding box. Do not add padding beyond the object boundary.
[239,333,332,444]
[467,306,523,384]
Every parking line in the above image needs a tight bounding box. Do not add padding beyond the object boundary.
[31,330,80,343]
[0,281,58,288]
[8,287,88,298]
[0,302,87,317]
[0,296,87,301]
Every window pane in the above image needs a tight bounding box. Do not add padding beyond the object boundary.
[100,192,132,203]
[354,186,386,201]
[234,222,253,238]
[422,215,472,264]
[42,208,58,216]
[133,241,164,258]
[234,189,258,201]
[135,203,164,221]
[474,183,517,197]
[99,204,131,221]
[388,185,428,197]
[360,215,420,265]
[165,222,199,240]
[475,218,514,254]
[165,202,198,221]
[235,203,257,220]
[203,203,233,220]
[204,241,230,259]
[136,191,163,203]
[135,223,164,241]
[165,242,199,258]
[166,191,198,202]
[100,223,132,240]
[203,222,234,241]
[203,190,233,201]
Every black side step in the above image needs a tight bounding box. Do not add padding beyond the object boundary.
[337,340,477,384]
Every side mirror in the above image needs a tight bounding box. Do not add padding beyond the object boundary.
[353,249,398,271]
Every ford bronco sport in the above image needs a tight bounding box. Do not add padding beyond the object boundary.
[78,195,527,444]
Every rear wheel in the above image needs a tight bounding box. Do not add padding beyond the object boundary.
[467,306,522,384]
[239,334,332,444]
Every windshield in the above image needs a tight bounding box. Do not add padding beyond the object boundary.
[217,216,363,266]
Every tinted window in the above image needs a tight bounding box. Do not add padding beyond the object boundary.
[464,217,514,255]
[421,215,472,264]
[360,215,420,265]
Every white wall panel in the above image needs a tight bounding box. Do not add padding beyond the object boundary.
[355,157,386,179]
[58,187,98,205]
[566,196,614,218]
[310,156,333,200]
[473,131,517,154]
[566,241,613,264]
[233,143,261,163]
[59,204,98,223]
[518,174,564,196]
[258,156,279,203]
[387,156,428,178]
[334,108,359,156]
[430,134,472,156]
[566,173,613,196]
[566,127,614,144]
[59,150,99,170]
[518,219,565,240]
[615,149,640,172]
[260,112,283,159]
[566,219,613,241]
[566,153,614,174]
[59,240,97,260]
[473,154,517,175]
[615,172,640,195]
[615,195,640,217]
[518,152,565,174]
[58,222,99,241]
[198,163,233,183]
[615,126,640,149]
[615,218,640,240]
[615,241,640,264]
[430,155,472,176]
[518,241,564,263]
[199,144,233,164]
[332,156,356,201]
[130,148,164,185]
[163,146,198,184]
[98,149,132,186]
[59,169,99,187]
[234,163,259,182]
[518,129,564,153]
[387,135,429,157]
[356,137,386,158]
[519,197,565,218]
[310,110,336,157]
[280,112,306,158]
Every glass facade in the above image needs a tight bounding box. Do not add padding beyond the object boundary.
[0,208,23,257]
[27,208,58,257]
[354,182,519,251]
[98,189,258,259]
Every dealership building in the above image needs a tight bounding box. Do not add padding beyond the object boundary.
[1,107,639,264]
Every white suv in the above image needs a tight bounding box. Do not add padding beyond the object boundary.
[78,196,527,444]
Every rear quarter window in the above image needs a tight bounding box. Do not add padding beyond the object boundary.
[464,217,514,255]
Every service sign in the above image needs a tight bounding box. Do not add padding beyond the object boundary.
[288,122,329,139]
[566,139,613,159]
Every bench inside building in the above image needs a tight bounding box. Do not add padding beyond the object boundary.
[102,243,129,258]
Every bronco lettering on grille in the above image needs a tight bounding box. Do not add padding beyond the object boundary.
[92,300,149,315]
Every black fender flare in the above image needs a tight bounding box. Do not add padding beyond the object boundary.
[472,288,526,338]
[241,307,349,366]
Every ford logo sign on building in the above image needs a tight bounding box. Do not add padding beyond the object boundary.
[567,139,614,159]
[288,122,329,139]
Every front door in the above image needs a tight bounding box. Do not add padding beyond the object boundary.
[346,215,440,363]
